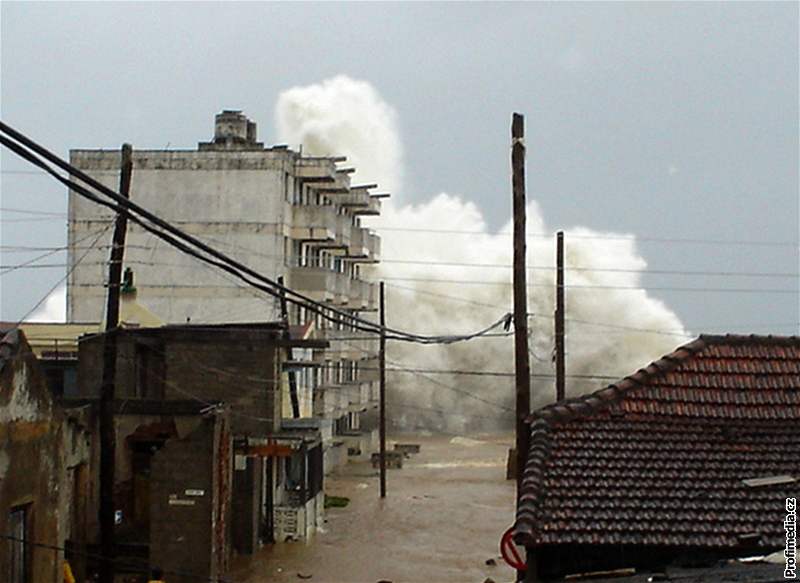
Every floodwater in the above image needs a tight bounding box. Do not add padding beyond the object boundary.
[232,433,518,583]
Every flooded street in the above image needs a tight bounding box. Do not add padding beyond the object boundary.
[232,433,518,583]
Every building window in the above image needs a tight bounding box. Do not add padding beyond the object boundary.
[8,505,30,583]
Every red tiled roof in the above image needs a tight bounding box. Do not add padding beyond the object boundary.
[514,335,800,550]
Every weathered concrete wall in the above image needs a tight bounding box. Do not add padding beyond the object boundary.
[149,414,231,583]
[67,150,294,324]
[0,331,92,583]
[77,328,283,436]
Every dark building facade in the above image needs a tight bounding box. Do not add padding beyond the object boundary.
[74,322,326,578]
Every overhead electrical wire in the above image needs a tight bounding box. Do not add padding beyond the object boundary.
[119,228,800,279]
[373,226,800,248]
[9,225,112,326]
[365,276,800,295]
[0,121,512,345]
[5,210,796,278]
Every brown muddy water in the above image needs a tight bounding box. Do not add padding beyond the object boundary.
[231,433,518,583]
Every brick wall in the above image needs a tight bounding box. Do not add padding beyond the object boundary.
[150,415,229,583]
[78,327,284,436]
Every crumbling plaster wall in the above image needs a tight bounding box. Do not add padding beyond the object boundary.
[0,333,78,582]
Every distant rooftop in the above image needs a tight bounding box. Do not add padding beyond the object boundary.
[515,334,800,562]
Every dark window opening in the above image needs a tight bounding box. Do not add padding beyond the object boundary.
[8,504,30,583]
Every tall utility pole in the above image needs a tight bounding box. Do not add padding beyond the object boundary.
[99,144,132,583]
[378,281,387,498]
[278,275,300,418]
[555,231,566,401]
[511,113,531,490]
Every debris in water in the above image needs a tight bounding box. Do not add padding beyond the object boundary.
[485,558,497,566]
[324,495,350,508]
[449,437,483,447]
[297,573,312,580]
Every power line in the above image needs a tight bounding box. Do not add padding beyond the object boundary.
[366,276,800,295]
[119,231,800,279]
[374,225,800,248]
[27,217,796,278]
[0,123,512,346]
[0,206,67,216]
[11,226,112,326]
[378,258,800,278]
[1,216,67,223]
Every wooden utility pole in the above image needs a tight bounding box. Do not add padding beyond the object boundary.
[379,281,387,498]
[555,231,565,401]
[278,275,300,418]
[511,113,531,491]
[98,143,132,583]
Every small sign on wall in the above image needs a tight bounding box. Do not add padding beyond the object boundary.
[168,499,196,506]
[235,454,247,470]
[185,489,205,497]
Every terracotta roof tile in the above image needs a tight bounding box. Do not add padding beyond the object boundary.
[515,335,800,551]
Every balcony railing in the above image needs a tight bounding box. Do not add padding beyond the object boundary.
[290,205,337,242]
[313,383,348,417]
[345,229,380,263]
[351,279,378,311]
[289,264,344,304]
[336,183,375,208]
[294,159,338,183]
[289,257,377,309]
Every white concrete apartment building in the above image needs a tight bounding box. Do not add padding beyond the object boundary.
[67,111,383,467]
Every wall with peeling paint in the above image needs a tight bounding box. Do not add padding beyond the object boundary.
[0,330,93,582]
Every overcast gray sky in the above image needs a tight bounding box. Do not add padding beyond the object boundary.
[1,1,798,334]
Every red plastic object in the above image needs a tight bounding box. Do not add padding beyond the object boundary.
[500,526,527,571]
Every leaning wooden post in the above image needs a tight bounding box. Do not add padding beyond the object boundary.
[99,143,132,583]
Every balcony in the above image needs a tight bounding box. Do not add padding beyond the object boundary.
[345,229,380,263]
[359,357,381,383]
[350,279,378,311]
[337,188,384,217]
[307,170,351,194]
[289,262,351,305]
[290,205,337,242]
[336,183,375,208]
[355,196,382,216]
[345,381,371,410]
[313,383,348,417]
[293,158,340,183]
[313,328,377,361]
[334,214,352,249]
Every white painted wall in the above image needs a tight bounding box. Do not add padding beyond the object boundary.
[68,150,293,323]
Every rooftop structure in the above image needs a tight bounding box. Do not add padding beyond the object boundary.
[514,334,800,579]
